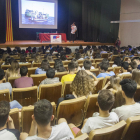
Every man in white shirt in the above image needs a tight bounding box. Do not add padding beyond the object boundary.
[112,79,140,121]
[70,22,77,43]
[24,99,74,140]
[69,89,119,137]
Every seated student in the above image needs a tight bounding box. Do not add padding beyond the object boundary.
[24,99,74,140]
[118,62,130,76]
[97,62,115,78]
[130,61,137,72]
[19,54,28,64]
[112,57,122,68]
[61,62,76,84]
[35,60,50,74]
[71,58,81,71]
[75,53,84,60]
[69,89,119,136]
[112,79,140,121]
[13,66,34,88]
[38,68,59,88]
[129,50,135,58]
[82,60,95,71]
[54,59,66,73]
[100,48,107,54]
[0,101,20,140]
[132,57,140,70]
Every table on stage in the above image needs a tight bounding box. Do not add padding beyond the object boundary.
[39,33,67,42]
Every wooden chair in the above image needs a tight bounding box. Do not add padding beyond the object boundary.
[8,77,20,87]
[134,85,140,102]
[12,86,38,106]
[39,82,62,104]
[95,62,101,68]
[90,69,99,76]
[108,67,114,72]
[28,67,37,77]
[77,60,84,64]
[85,94,99,118]
[109,61,114,67]
[55,71,68,81]
[30,74,46,86]
[19,63,32,68]
[121,116,140,140]
[94,58,103,63]
[10,108,20,130]
[110,55,119,61]
[57,96,87,127]
[113,67,121,75]
[62,81,72,97]
[67,57,74,60]
[49,62,55,67]
[121,74,132,80]
[89,120,126,140]
[32,63,41,67]
[90,59,95,63]
[92,63,96,68]
[102,76,111,89]
[1,65,10,70]
[0,89,10,102]
[123,57,129,62]
[73,133,89,140]
[101,53,109,59]
[62,60,71,65]
[94,77,104,93]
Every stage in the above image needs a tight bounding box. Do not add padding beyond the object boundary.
[0,40,114,48]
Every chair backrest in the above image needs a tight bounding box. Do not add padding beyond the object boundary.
[28,67,38,77]
[121,116,140,140]
[89,120,126,140]
[102,76,111,89]
[95,62,100,68]
[62,60,71,65]
[121,74,132,80]
[12,86,38,106]
[123,57,129,62]
[94,58,103,63]
[49,62,55,67]
[101,53,109,58]
[108,67,114,72]
[8,77,20,88]
[77,60,84,64]
[134,85,140,102]
[113,67,121,75]
[85,94,99,118]
[110,55,119,61]
[90,69,99,76]
[109,61,114,67]
[39,82,62,104]
[62,81,72,97]
[22,102,56,133]
[0,89,10,102]
[30,74,46,86]
[73,133,89,140]
[32,63,41,67]
[1,65,11,70]
[57,96,87,127]
[94,77,104,93]
[10,108,20,130]
[19,63,32,68]
[55,71,68,81]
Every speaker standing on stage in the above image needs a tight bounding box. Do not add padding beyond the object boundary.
[70,22,77,43]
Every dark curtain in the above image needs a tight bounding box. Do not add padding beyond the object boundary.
[0,0,6,43]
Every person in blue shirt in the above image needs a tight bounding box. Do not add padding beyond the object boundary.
[129,50,135,58]
[97,61,115,78]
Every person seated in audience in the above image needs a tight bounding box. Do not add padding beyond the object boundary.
[47,55,53,62]
[97,62,115,78]
[2,52,9,61]
[103,75,125,108]
[112,57,122,68]
[129,50,135,58]
[69,89,119,136]
[82,60,95,73]
[132,69,140,86]
[35,60,50,74]
[130,61,137,72]
[54,59,66,73]
[118,62,130,76]
[5,60,21,81]
[60,54,68,61]
[19,54,28,64]
[84,50,93,59]
[13,66,34,88]
[94,53,101,58]
[2,56,11,65]
[33,54,42,63]
[132,57,140,70]
[0,101,20,140]
[112,79,140,121]
[38,68,59,88]
[75,53,84,60]
[24,99,74,140]
[71,70,98,97]
[61,62,76,84]
[127,57,131,64]
[71,58,81,71]
[30,53,36,59]
[100,48,107,54]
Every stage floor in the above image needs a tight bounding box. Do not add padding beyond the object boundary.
[0,40,114,48]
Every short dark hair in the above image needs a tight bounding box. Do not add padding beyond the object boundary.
[131,50,135,55]
[40,60,50,71]
[75,53,81,60]
[114,57,122,66]
[20,54,26,62]
[100,62,109,71]
[20,66,28,76]
[34,99,53,126]
[0,101,10,127]
[0,69,5,80]
[46,68,55,78]
[98,90,115,111]
[121,62,129,70]
[120,79,137,98]
[84,60,92,70]
[68,62,75,71]
[131,61,138,69]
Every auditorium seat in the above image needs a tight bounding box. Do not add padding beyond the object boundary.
[73,133,89,140]
[0,89,10,102]
[62,60,71,65]
[108,67,114,72]
[49,62,55,67]
[19,63,32,68]
[94,58,103,63]
[90,69,99,76]
[95,62,100,68]
[134,85,140,102]
[121,116,140,140]
[113,67,121,75]
[32,63,41,67]
[123,57,129,62]
[94,77,104,93]
[12,86,38,106]
[121,74,132,80]
[109,61,114,67]
[30,74,46,86]
[101,53,109,59]
[92,63,96,68]
[57,96,87,127]
[90,59,95,63]
[89,120,126,140]
[85,94,99,118]
[8,77,21,87]
[28,67,38,77]
[39,82,62,104]
[62,81,72,97]
[110,55,119,61]
[55,71,68,81]
[10,108,20,130]
[1,65,11,70]
[77,60,84,64]
[102,76,111,89]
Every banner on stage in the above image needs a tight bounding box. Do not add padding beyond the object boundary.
[50,35,62,43]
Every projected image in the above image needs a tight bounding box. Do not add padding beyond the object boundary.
[21,0,55,25]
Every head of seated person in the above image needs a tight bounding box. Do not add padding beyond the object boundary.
[130,61,137,70]
[60,54,67,61]
[113,49,119,55]
[84,60,92,71]
[47,55,53,62]
[40,60,50,72]
[68,62,76,74]
[57,66,66,72]
[20,66,28,77]
[99,61,109,73]
[71,58,79,71]
[121,62,129,73]
[130,50,135,56]
[4,56,11,65]
[114,57,122,66]
[132,69,140,85]
[132,57,140,67]
[94,53,101,58]
[31,53,36,59]
[46,68,55,79]
[20,54,26,62]
[54,59,64,71]
[79,45,83,50]
[34,54,42,63]
[71,70,95,97]
[75,53,81,60]
[2,52,9,61]
[8,60,19,73]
